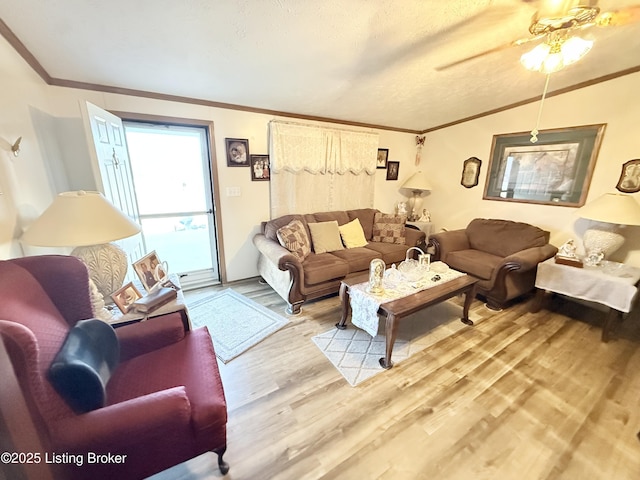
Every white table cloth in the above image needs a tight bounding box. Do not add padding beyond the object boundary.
[535,259,640,313]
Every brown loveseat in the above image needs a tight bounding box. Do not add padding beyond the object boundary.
[429,218,558,310]
[253,208,426,314]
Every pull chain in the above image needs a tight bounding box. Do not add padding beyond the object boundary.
[530,73,551,143]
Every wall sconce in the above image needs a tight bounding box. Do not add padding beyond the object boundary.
[11,137,22,157]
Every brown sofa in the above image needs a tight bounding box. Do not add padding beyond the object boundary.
[253,208,426,314]
[429,218,558,309]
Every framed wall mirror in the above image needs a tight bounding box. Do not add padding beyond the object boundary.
[483,124,605,207]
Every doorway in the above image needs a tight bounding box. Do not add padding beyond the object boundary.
[123,121,221,289]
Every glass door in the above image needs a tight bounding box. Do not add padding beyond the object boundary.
[123,122,219,289]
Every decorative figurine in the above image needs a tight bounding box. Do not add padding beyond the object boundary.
[558,239,578,258]
[396,201,408,216]
[418,209,431,222]
[367,258,385,295]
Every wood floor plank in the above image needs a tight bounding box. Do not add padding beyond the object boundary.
[150,279,640,480]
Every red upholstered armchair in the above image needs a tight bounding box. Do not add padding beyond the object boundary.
[0,255,228,479]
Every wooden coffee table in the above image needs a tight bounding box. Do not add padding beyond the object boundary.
[336,272,478,369]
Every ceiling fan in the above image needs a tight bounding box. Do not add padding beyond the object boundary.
[435,1,640,72]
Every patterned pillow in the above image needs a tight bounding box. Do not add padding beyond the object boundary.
[372,213,407,244]
[276,219,311,260]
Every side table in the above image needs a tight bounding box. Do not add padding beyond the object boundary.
[108,274,190,331]
[531,258,640,342]
[406,221,433,238]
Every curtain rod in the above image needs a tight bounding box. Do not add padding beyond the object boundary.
[269,119,378,135]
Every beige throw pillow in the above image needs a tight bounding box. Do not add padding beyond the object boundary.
[308,221,344,254]
[276,219,311,260]
[338,218,368,248]
[372,213,407,244]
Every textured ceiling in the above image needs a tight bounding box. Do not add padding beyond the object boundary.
[1,0,639,131]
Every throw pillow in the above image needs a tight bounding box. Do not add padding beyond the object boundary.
[48,319,120,413]
[372,213,407,244]
[276,219,311,260]
[308,221,345,254]
[338,218,368,248]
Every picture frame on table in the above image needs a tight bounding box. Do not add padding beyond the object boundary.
[386,161,399,180]
[483,124,605,207]
[133,250,165,292]
[225,138,250,167]
[616,159,640,193]
[377,148,389,169]
[250,154,270,181]
[111,282,142,314]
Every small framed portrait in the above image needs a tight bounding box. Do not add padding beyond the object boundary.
[225,138,250,167]
[616,159,640,193]
[111,282,142,314]
[133,251,165,292]
[461,157,482,188]
[386,161,399,180]
[250,154,270,181]
[377,148,389,169]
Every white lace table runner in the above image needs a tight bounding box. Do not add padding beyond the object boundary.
[350,268,466,337]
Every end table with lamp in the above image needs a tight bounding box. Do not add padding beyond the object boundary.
[401,171,432,221]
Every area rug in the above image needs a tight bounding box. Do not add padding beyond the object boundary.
[312,301,481,386]
[189,289,288,363]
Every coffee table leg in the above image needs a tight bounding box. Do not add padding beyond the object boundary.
[460,284,476,326]
[379,314,399,369]
[336,282,350,330]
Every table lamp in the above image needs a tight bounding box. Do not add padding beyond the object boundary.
[577,193,640,264]
[401,171,432,221]
[21,191,141,300]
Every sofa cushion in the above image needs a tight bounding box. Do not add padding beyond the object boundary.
[312,210,350,225]
[365,242,410,265]
[338,218,368,248]
[331,247,381,272]
[302,253,350,286]
[466,218,548,258]
[446,249,503,280]
[264,214,307,242]
[276,219,311,260]
[308,221,345,254]
[347,209,377,240]
[48,319,120,413]
[372,213,407,244]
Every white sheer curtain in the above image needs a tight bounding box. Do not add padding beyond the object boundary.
[269,121,379,217]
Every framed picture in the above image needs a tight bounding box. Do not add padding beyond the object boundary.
[386,161,399,180]
[483,124,605,207]
[377,148,389,169]
[133,251,166,292]
[111,282,142,314]
[461,157,482,188]
[250,154,270,181]
[616,159,640,193]
[225,138,250,167]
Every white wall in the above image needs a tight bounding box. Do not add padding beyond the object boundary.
[3,29,638,277]
[0,35,418,280]
[422,71,640,266]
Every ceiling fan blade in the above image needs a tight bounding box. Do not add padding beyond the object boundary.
[434,34,543,71]
[596,5,640,26]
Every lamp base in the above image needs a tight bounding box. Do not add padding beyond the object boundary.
[407,190,423,221]
[72,243,128,300]
[582,224,625,266]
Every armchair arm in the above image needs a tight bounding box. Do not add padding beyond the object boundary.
[51,387,192,452]
[502,244,559,272]
[116,314,186,362]
[253,233,302,272]
[404,228,426,249]
[428,229,470,261]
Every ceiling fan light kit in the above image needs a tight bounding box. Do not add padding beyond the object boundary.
[520,33,593,74]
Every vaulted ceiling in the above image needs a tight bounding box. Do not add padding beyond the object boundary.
[1,0,639,132]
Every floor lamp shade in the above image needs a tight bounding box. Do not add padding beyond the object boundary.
[22,191,141,299]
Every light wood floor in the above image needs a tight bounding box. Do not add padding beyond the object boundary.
[151,279,640,480]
